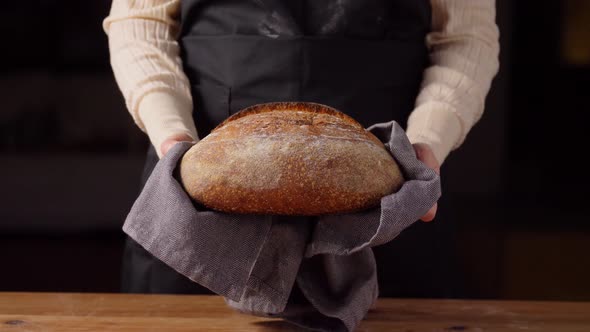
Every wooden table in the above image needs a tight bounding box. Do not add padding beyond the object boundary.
[1,293,589,331]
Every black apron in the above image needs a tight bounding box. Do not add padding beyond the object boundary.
[122,0,461,298]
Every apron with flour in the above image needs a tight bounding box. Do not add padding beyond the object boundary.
[122,0,460,298]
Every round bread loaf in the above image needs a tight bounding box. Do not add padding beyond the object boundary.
[179,102,404,215]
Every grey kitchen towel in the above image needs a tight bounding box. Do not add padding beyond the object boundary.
[123,120,440,332]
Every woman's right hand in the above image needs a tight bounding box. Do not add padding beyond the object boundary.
[160,133,196,157]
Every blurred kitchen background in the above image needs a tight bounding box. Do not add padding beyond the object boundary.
[1,0,589,300]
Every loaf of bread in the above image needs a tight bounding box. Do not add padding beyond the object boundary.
[179,102,404,215]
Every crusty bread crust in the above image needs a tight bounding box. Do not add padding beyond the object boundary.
[180,102,404,216]
[216,101,364,130]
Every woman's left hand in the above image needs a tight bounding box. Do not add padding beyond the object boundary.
[412,143,440,222]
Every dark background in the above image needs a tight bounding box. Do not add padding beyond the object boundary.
[1,0,589,300]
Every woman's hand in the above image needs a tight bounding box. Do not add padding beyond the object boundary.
[412,143,441,222]
[160,133,196,157]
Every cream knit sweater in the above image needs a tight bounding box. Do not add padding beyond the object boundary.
[104,0,499,164]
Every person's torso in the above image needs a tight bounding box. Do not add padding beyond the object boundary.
[178,0,432,136]
[180,0,431,40]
